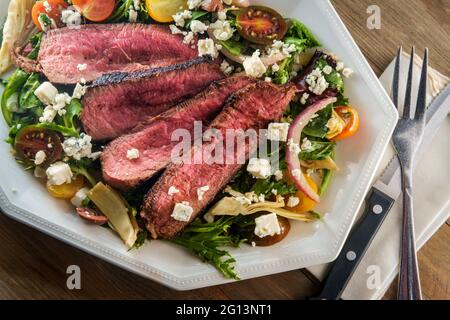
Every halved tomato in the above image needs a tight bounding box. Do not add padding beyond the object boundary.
[72,0,115,22]
[32,0,69,31]
[285,174,318,214]
[47,175,85,199]
[145,0,188,23]
[14,126,63,166]
[236,6,288,45]
[331,106,360,141]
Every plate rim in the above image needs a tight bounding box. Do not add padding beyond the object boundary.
[0,0,398,291]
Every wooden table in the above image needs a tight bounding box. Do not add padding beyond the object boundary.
[0,0,449,300]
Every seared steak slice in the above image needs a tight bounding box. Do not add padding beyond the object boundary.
[141,82,297,239]
[101,75,256,191]
[81,56,224,141]
[31,24,199,84]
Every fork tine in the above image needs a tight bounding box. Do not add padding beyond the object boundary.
[392,47,402,109]
[403,47,415,119]
[415,48,428,121]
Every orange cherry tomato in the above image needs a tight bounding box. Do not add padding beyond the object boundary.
[72,0,116,22]
[47,176,85,199]
[32,0,69,31]
[285,175,318,214]
[331,106,360,141]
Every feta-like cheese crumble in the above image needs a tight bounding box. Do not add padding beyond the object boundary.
[76,63,87,72]
[287,139,301,155]
[342,67,354,78]
[300,92,309,105]
[63,133,96,160]
[190,20,208,34]
[336,61,344,71]
[34,150,46,165]
[197,38,219,58]
[291,168,302,180]
[126,148,140,160]
[43,1,51,12]
[197,185,210,201]
[287,196,300,208]
[254,213,281,238]
[72,83,86,99]
[267,122,289,142]
[129,8,138,23]
[322,65,333,75]
[274,170,283,181]
[61,6,81,28]
[301,137,313,151]
[46,162,73,186]
[171,202,194,222]
[243,50,267,78]
[187,0,203,9]
[210,20,234,41]
[70,187,90,207]
[220,60,234,75]
[306,68,329,95]
[173,10,192,27]
[183,31,195,44]
[34,82,58,105]
[247,158,271,179]
[168,186,180,196]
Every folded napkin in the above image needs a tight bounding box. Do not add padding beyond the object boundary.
[307,52,450,300]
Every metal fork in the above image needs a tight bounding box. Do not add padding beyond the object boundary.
[391,47,428,300]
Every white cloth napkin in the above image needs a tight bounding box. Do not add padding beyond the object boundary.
[307,52,450,300]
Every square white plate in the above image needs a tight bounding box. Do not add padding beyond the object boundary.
[0,0,398,290]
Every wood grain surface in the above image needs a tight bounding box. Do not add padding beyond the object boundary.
[0,0,449,300]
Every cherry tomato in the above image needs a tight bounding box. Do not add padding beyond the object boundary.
[145,0,188,23]
[76,207,109,225]
[285,175,318,214]
[331,106,360,141]
[47,176,85,199]
[236,6,288,45]
[252,215,291,247]
[72,0,115,22]
[14,126,63,166]
[32,0,69,31]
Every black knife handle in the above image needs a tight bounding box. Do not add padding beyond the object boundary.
[317,187,395,300]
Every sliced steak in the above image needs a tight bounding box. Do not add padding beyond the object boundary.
[30,24,199,84]
[101,75,256,191]
[141,82,297,239]
[81,56,224,141]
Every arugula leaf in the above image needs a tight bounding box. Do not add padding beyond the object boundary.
[186,10,210,28]
[299,140,336,161]
[63,98,82,133]
[19,73,44,116]
[303,104,333,138]
[39,13,53,28]
[109,0,133,22]
[35,122,79,137]
[219,37,246,56]
[27,33,43,60]
[285,19,321,52]
[251,178,296,197]
[69,158,98,186]
[171,216,247,279]
[319,169,333,196]
[1,69,29,126]
[272,56,294,85]
[130,229,148,250]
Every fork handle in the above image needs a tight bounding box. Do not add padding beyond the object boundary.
[398,165,422,300]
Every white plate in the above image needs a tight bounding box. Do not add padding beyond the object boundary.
[0,0,398,290]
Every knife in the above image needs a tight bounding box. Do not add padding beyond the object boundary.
[317,83,450,300]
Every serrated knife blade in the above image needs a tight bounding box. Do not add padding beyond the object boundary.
[374,83,450,199]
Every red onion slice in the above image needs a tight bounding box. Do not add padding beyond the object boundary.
[286,97,337,203]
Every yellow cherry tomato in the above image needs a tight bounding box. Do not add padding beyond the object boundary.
[285,175,318,214]
[331,106,360,141]
[47,176,85,199]
[145,0,188,23]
